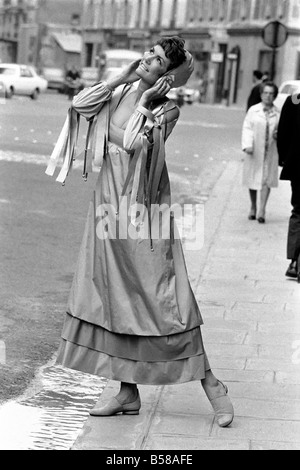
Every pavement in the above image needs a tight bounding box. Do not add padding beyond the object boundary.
[71,160,300,451]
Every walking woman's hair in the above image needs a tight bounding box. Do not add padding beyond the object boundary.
[260,81,279,99]
[156,36,187,71]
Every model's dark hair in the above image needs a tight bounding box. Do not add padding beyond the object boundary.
[156,36,186,71]
[260,81,279,99]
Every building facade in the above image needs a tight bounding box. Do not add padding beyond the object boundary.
[1,1,299,105]
[0,0,38,63]
[0,0,83,68]
[81,0,300,106]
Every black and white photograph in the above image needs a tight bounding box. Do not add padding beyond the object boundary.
[0,0,300,453]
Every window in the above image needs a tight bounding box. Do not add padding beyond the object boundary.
[269,0,279,18]
[253,0,263,19]
[98,0,104,27]
[144,0,151,28]
[258,50,273,76]
[0,67,16,75]
[123,0,129,25]
[241,0,251,20]
[278,0,288,18]
[292,0,300,18]
[207,0,214,20]
[111,0,117,26]
[20,67,33,78]
[281,84,300,94]
[202,0,209,21]
[156,0,163,27]
[136,0,143,27]
[171,0,178,27]
[85,43,93,67]
[211,0,219,20]
[85,0,94,27]
[263,0,277,18]
[230,0,240,21]
[189,0,198,22]
[198,0,203,21]
[219,0,228,20]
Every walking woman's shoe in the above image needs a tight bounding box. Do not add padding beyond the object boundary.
[205,381,234,428]
[248,209,256,220]
[89,391,141,416]
[258,217,265,224]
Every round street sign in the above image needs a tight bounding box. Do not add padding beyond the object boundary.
[262,21,288,48]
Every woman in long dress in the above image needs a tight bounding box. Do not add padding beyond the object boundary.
[242,81,280,223]
[46,37,234,427]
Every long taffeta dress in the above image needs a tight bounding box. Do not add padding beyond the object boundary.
[47,82,210,385]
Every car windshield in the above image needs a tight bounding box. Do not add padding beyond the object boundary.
[281,84,300,94]
[82,71,97,78]
[0,67,16,75]
[44,69,64,77]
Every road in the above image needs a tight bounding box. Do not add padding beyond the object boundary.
[0,91,245,404]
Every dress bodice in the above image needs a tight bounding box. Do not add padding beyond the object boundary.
[108,119,125,148]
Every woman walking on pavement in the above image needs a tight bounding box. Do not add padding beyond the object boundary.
[242,82,280,223]
[46,36,234,427]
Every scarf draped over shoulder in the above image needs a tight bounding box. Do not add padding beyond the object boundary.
[45,81,179,212]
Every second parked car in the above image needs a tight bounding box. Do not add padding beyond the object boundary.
[42,67,65,93]
[274,80,300,110]
[0,63,48,99]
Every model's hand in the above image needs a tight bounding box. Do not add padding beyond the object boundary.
[139,76,174,107]
[105,59,141,90]
[118,59,142,84]
[244,147,254,155]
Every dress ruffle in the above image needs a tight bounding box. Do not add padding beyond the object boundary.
[61,312,205,362]
[57,340,210,386]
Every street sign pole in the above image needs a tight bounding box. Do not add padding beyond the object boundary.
[262,21,288,82]
[270,48,277,81]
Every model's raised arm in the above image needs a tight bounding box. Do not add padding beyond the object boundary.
[123,101,179,152]
[71,59,142,120]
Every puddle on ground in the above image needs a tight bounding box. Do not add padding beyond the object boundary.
[0,365,107,450]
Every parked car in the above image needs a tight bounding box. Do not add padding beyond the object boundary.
[42,67,65,93]
[102,67,126,82]
[99,49,142,78]
[80,67,99,88]
[0,63,48,99]
[167,84,200,106]
[184,85,200,104]
[0,80,5,98]
[274,80,300,110]
[167,87,185,107]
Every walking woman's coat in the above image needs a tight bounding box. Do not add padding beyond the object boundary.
[46,81,209,385]
[242,102,280,190]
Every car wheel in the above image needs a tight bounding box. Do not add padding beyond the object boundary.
[30,88,40,100]
[5,87,14,99]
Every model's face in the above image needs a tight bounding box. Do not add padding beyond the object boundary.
[136,45,171,85]
[261,85,276,106]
